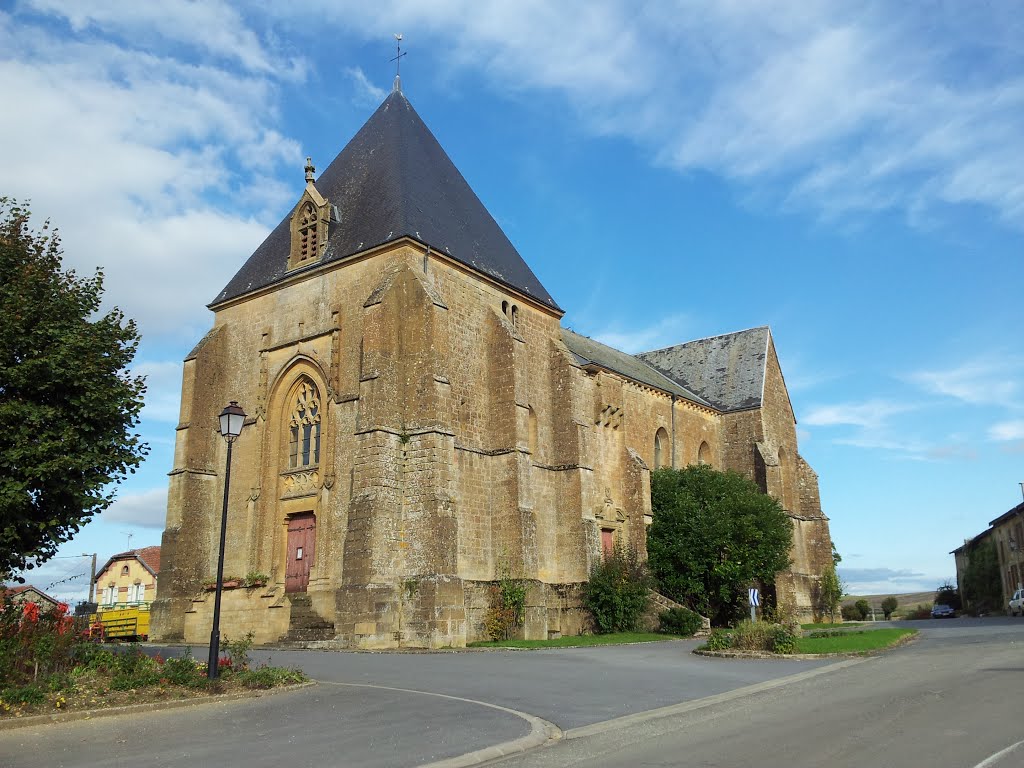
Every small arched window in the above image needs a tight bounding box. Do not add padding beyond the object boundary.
[510,305,519,328]
[654,427,669,469]
[121,565,130,576]
[288,379,322,469]
[297,202,319,263]
[698,441,712,466]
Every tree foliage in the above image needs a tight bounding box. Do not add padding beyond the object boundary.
[934,581,961,611]
[880,596,898,619]
[818,564,844,622]
[648,465,793,626]
[0,199,147,578]
[961,541,1002,615]
[583,546,651,633]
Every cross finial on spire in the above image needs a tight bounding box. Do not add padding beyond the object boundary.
[391,33,406,92]
[305,157,315,183]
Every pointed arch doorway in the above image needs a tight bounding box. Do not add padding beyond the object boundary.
[285,512,316,593]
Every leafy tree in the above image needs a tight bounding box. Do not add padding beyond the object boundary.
[934,581,961,611]
[961,541,1001,615]
[818,564,844,622]
[0,199,147,579]
[648,465,793,626]
[831,541,842,567]
[583,546,651,633]
[880,596,898,619]
[854,599,871,620]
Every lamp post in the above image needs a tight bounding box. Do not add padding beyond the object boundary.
[208,400,247,680]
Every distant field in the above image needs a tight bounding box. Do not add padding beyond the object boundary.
[841,591,936,609]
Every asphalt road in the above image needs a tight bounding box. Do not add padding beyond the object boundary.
[1,619,1020,768]
[488,617,1024,768]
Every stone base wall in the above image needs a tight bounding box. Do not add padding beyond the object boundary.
[775,571,821,623]
[464,580,591,643]
[181,588,292,645]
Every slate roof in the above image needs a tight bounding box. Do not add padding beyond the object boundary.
[213,81,560,312]
[561,330,710,406]
[637,327,771,412]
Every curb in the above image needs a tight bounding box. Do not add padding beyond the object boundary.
[315,681,562,768]
[693,628,919,660]
[0,681,316,732]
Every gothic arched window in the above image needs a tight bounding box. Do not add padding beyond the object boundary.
[288,380,322,469]
[698,441,712,466]
[654,427,669,469]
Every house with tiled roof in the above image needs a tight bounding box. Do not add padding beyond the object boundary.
[4,584,59,610]
[152,77,833,647]
[95,546,160,608]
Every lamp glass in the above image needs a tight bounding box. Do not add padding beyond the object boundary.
[218,401,247,438]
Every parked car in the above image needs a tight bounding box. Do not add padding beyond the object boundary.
[931,604,956,618]
[1008,589,1024,617]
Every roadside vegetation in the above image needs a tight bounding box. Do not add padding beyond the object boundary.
[700,623,915,655]
[0,598,306,719]
[648,466,793,626]
[468,632,684,649]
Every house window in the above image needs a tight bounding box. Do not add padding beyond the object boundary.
[288,379,322,469]
[128,583,145,603]
[103,586,117,606]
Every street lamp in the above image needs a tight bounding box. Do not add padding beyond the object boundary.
[208,401,247,680]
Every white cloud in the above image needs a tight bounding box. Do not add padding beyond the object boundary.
[101,488,168,529]
[346,66,388,105]
[802,399,913,430]
[909,358,1023,408]
[281,1,1024,228]
[27,0,304,77]
[134,361,184,423]
[589,314,692,354]
[990,420,1024,442]
[0,12,301,340]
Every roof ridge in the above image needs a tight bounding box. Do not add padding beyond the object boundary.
[638,324,770,356]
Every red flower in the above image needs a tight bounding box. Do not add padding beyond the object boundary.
[22,602,40,622]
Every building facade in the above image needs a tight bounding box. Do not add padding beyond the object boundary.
[96,546,161,608]
[151,81,833,647]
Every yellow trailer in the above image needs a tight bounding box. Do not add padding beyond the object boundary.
[88,604,151,641]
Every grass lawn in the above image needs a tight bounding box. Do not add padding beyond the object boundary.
[467,632,682,648]
[795,628,916,655]
[801,622,864,630]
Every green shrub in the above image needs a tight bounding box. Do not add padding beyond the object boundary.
[854,599,871,620]
[222,632,255,671]
[657,606,703,636]
[584,547,652,634]
[485,572,528,641]
[704,629,733,651]
[236,665,306,689]
[110,648,162,690]
[840,604,859,621]
[905,604,931,620]
[769,624,797,654]
[1,684,46,706]
[881,596,898,619]
[162,651,205,687]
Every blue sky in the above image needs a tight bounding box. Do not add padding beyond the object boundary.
[2,1,1021,603]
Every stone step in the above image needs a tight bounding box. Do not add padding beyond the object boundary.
[285,593,335,642]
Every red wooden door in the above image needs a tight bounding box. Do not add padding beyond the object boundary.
[601,529,615,558]
[285,513,316,593]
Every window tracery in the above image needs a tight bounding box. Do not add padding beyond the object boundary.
[288,380,322,469]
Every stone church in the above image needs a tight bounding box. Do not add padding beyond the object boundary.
[150,78,833,648]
